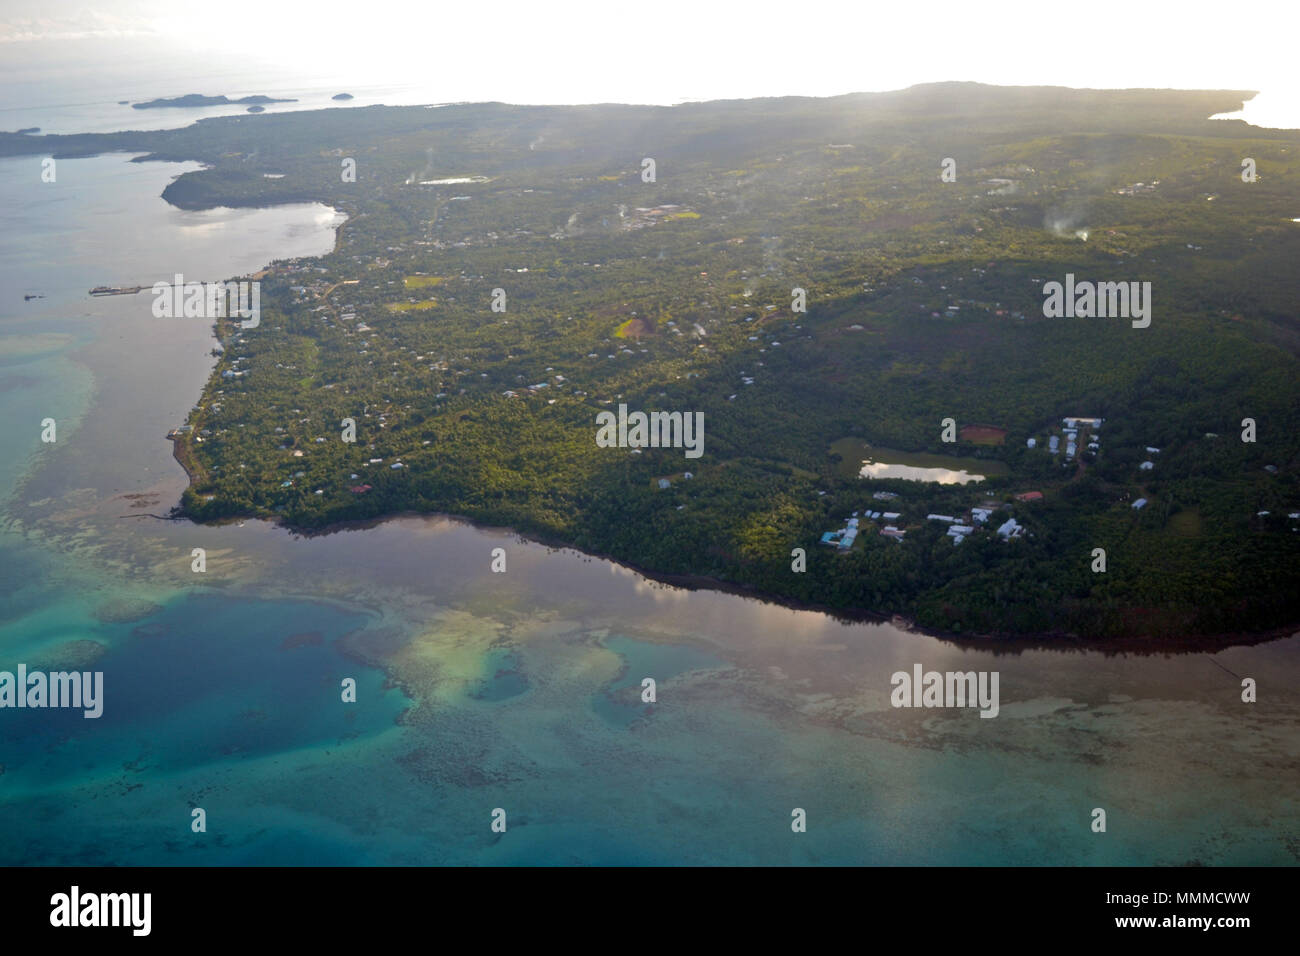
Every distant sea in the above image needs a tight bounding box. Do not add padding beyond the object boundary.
[0,67,440,136]
[1,38,1296,136]
[0,54,1296,865]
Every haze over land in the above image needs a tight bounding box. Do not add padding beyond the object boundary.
[2,0,1298,125]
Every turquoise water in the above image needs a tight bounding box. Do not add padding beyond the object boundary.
[592,635,728,728]
[468,647,530,702]
[0,147,1296,867]
[0,591,406,787]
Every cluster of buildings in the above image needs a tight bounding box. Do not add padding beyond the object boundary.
[821,508,907,550]
[621,204,689,232]
[820,516,861,551]
[818,499,1041,551]
[1114,181,1159,196]
[925,504,1020,545]
[1028,416,1103,462]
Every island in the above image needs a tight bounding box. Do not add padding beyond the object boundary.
[132,93,297,110]
[15,127,40,134]
[332,93,354,101]
[5,84,1296,643]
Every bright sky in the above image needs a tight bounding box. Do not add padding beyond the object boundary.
[2,0,1296,111]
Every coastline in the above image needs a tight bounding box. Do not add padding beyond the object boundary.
[120,101,1297,658]
[164,471,1300,654]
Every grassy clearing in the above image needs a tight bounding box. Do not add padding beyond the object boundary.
[403,275,444,289]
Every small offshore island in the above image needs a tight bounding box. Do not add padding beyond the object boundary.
[6,83,1297,643]
[132,93,297,109]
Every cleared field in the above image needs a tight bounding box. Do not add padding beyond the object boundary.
[386,300,437,312]
[403,275,444,289]
[959,424,1008,445]
[615,317,656,338]
[1167,510,1203,537]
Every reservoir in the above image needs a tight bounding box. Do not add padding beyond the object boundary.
[832,437,1009,484]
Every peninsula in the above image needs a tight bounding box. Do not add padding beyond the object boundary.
[6,84,1296,641]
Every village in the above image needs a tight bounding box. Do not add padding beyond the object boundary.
[814,413,1180,552]
[819,492,1030,551]
[1025,415,1105,466]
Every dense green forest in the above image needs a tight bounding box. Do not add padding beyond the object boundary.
[6,83,1298,639]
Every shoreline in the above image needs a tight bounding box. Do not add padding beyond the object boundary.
[166,473,1300,655]
[131,106,1296,658]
